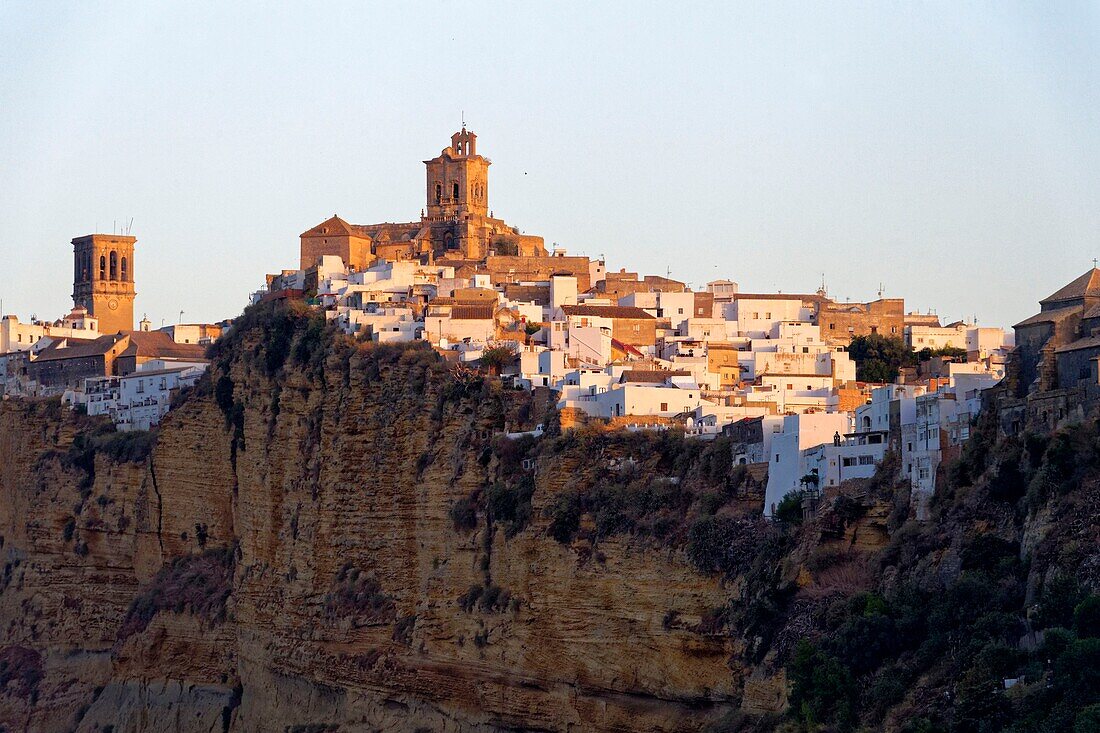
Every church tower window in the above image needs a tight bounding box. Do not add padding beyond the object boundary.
[436,183,442,204]
[121,256,128,281]
[99,255,106,279]
[109,251,118,280]
[453,182,459,200]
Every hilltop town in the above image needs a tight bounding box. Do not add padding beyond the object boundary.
[3,127,1098,524]
[2,128,1100,733]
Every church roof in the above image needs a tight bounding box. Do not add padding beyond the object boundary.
[1041,268,1100,305]
[1054,335,1100,354]
[1014,304,1082,329]
[119,331,208,361]
[301,216,423,242]
[300,215,357,238]
[33,334,126,362]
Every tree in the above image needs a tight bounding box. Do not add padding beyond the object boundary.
[480,344,516,376]
[847,334,916,383]
[774,490,805,525]
[788,640,856,730]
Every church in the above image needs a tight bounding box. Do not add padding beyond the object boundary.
[299,128,546,270]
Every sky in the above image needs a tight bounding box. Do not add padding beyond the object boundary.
[1,1,1099,330]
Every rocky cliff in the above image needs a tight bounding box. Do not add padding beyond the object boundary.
[0,304,762,733]
[1,303,1097,733]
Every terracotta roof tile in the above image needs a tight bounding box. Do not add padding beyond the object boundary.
[619,369,691,384]
[561,304,655,320]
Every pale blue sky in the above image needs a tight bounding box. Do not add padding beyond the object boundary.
[1,2,1098,329]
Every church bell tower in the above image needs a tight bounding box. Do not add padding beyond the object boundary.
[72,234,137,334]
[424,127,490,222]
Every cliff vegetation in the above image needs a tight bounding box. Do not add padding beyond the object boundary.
[0,301,1096,732]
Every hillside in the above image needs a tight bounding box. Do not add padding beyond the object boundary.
[0,301,1096,732]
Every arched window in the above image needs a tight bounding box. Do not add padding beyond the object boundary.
[453,182,460,200]
[109,251,118,280]
[99,255,106,279]
[121,256,128,281]
[435,183,442,204]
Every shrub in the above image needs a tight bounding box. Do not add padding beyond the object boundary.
[0,645,43,700]
[1076,595,1100,639]
[449,495,478,532]
[788,640,856,730]
[458,585,482,612]
[118,546,235,641]
[547,491,582,543]
[1076,704,1100,733]
[487,476,535,536]
[1035,574,1084,630]
[686,515,738,574]
[960,534,1019,575]
[323,563,394,622]
[214,375,235,418]
[393,614,416,645]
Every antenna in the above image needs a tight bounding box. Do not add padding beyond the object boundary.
[877,282,884,299]
[179,310,184,325]
[461,110,465,129]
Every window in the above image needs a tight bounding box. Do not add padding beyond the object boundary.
[765,312,771,319]
[858,455,875,466]
[99,255,106,279]
[453,182,460,200]
[109,251,118,280]
[842,457,856,467]
[677,308,683,314]
[660,402,668,411]
[829,323,835,330]
[121,257,128,281]
[435,183,442,203]
[775,454,780,463]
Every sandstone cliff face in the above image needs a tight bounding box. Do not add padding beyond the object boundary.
[9,308,1091,733]
[0,317,750,733]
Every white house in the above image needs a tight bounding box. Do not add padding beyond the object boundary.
[764,412,853,515]
[86,360,208,431]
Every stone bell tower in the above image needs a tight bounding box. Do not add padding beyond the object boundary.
[424,127,490,222]
[72,234,137,334]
